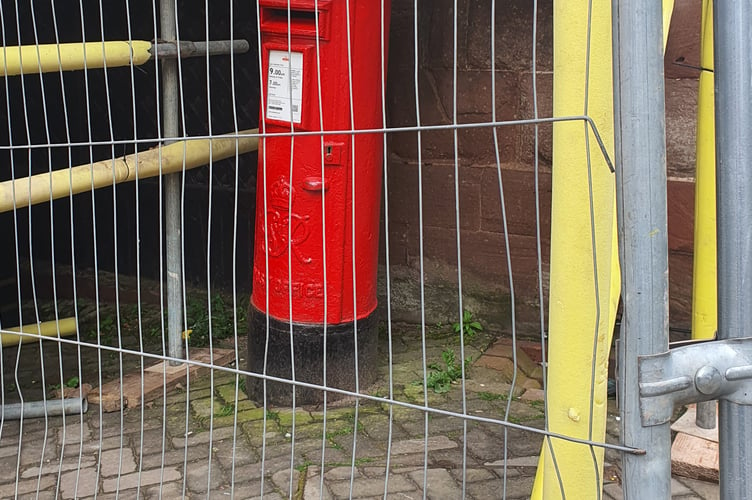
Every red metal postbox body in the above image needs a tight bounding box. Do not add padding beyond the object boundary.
[248,0,391,404]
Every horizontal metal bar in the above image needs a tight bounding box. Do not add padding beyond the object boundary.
[151,40,250,59]
[1,40,248,76]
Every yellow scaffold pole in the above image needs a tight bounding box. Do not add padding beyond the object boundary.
[1,42,152,76]
[691,0,716,342]
[690,0,717,430]
[530,1,674,498]
[0,40,249,76]
[1,317,77,347]
[0,129,259,214]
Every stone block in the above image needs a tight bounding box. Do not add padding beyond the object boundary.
[59,467,99,499]
[101,467,181,493]
[99,447,137,477]
[409,468,462,498]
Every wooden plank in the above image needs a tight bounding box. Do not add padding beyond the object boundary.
[89,348,235,412]
[671,432,719,483]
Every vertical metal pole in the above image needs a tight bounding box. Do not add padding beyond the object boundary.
[696,401,716,430]
[160,1,184,364]
[612,0,671,498]
[714,1,752,497]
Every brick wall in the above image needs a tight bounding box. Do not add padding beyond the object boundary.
[382,0,700,335]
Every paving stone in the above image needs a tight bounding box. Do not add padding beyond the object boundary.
[62,438,104,457]
[474,356,517,381]
[54,421,90,445]
[85,487,145,500]
[59,466,99,499]
[360,415,409,442]
[271,467,300,495]
[0,476,56,498]
[231,455,300,482]
[18,435,57,465]
[367,452,428,468]
[522,377,542,390]
[303,472,333,500]
[129,427,171,453]
[100,447,138,477]
[191,397,224,419]
[139,445,207,469]
[679,478,720,499]
[409,468,462,499]
[390,435,457,455]
[88,412,132,438]
[325,466,361,481]
[0,444,19,459]
[212,440,259,468]
[429,447,482,469]
[485,455,539,468]
[246,492,284,500]
[464,428,507,462]
[603,482,624,500]
[328,434,385,462]
[327,474,417,498]
[400,416,465,436]
[504,428,546,457]
[672,477,694,496]
[171,426,235,448]
[144,481,184,499]
[466,476,535,500]
[20,454,96,479]
[212,479,263,499]
[185,461,226,493]
[101,467,181,493]
[521,388,545,402]
[451,467,498,482]
[0,453,21,476]
[361,465,424,478]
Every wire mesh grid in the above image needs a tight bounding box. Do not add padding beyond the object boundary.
[0,1,638,499]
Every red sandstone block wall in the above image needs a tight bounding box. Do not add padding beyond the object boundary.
[383,0,701,333]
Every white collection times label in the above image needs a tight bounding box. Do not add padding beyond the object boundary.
[266,50,303,124]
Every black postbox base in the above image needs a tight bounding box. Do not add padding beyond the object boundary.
[245,305,379,406]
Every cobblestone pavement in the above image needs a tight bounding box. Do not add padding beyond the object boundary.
[1,327,719,499]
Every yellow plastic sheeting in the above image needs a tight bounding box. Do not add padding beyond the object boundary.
[0,129,259,213]
[691,0,716,340]
[1,41,152,76]
[1,317,77,346]
[531,0,674,498]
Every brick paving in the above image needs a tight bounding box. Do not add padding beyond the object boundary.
[0,327,719,499]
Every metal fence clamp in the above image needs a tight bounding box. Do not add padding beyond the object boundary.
[638,337,752,426]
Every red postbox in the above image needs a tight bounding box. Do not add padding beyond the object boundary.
[247,0,391,404]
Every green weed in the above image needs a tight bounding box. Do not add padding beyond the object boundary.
[426,349,472,393]
[184,294,247,347]
[216,403,235,417]
[478,391,507,401]
[453,310,483,341]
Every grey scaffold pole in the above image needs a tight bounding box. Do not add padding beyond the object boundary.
[612,0,672,497]
[714,1,752,497]
[159,0,183,365]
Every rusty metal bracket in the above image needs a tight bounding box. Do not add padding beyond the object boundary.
[638,337,752,426]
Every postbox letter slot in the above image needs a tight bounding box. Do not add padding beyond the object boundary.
[261,7,325,37]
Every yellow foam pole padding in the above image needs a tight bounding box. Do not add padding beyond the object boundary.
[0,129,259,214]
[1,41,152,76]
[1,317,77,346]
[691,0,716,340]
[530,1,674,498]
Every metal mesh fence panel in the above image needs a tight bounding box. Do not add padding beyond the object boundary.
[0,1,711,499]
